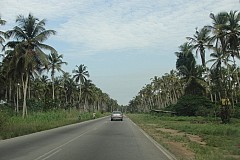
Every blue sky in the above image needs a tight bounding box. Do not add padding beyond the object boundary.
[1,0,240,105]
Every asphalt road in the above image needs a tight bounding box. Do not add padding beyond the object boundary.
[0,116,176,160]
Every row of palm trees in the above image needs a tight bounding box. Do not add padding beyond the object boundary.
[129,10,240,113]
[0,14,119,117]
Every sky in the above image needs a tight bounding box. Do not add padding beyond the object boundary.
[0,0,240,105]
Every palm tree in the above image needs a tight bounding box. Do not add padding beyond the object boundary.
[207,47,225,72]
[186,27,212,67]
[225,10,240,65]
[176,43,206,95]
[5,13,56,117]
[72,64,89,110]
[0,17,6,48]
[208,12,228,50]
[207,11,240,103]
[82,80,94,111]
[175,42,195,77]
[48,52,67,99]
[64,78,77,106]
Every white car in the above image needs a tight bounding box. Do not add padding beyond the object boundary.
[111,111,123,121]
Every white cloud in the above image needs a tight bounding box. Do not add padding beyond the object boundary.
[54,0,240,53]
[1,0,239,54]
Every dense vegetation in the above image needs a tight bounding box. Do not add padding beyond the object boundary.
[128,10,240,123]
[0,13,120,136]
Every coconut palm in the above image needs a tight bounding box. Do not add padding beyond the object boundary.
[48,52,67,99]
[64,78,77,105]
[72,64,89,110]
[186,27,212,67]
[208,12,228,50]
[225,10,240,65]
[4,13,56,117]
[0,17,6,47]
[175,43,206,95]
[82,80,94,111]
[175,42,195,77]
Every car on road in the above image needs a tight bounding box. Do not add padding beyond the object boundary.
[111,111,123,121]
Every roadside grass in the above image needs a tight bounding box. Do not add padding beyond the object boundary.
[0,109,109,140]
[127,114,240,160]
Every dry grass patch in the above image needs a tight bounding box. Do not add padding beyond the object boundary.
[142,124,196,159]
[128,114,240,160]
[156,128,207,145]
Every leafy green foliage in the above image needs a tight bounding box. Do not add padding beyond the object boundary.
[27,98,61,112]
[0,110,8,130]
[232,103,240,118]
[171,95,214,116]
[0,104,14,132]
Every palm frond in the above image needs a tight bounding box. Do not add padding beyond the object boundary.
[35,30,56,42]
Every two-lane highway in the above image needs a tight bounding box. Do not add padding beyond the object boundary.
[0,116,176,160]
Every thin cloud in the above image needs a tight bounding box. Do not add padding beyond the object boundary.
[1,0,239,55]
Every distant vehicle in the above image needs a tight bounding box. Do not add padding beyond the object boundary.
[111,111,123,121]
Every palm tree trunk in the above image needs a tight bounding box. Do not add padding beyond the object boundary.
[9,80,12,102]
[22,73,29,118]
[16,84,19,113]
[84,96,87,111]
[52,75,55,100]
[79,84,82,110]
[218,92,222,101]
[5,88,7,102]
[236,71,240,90]
[28,81,31,99]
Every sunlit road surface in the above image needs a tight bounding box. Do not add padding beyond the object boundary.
[0,116,176,160]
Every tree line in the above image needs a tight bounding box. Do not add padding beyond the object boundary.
[128,10,240,122]
[0,14,119,118]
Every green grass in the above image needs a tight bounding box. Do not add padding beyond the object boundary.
[0,109,109,140]
[127,114,240,160]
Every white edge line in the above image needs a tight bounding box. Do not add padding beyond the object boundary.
[34,129,91,160]
[129,118,177,160]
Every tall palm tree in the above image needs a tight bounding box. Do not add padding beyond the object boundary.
[64,78,77,105]
[207,47,225,72]
[82,80,94,111]
[48,52,67,99]
[225,10,240,65]
[176,43,206,96]
[0,17,6,48]
[175,42,195,77]
[186,27,212,67]
[5,13,56,117]
[72,64,89,110]
[208,11,240,101]
[208,12,228,50]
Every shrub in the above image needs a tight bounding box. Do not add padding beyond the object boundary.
[171,95,214,116]
[27,98,61,112]
[232,103,240,118]
[27,98,44,112]
[0,104,12,130]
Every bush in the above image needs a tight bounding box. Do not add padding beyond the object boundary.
[232,103,240,118]
[27,98,60,112]
[171,95,214,116]
[0,104,12,130]
[0,111,7,130]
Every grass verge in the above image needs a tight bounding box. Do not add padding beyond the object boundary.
[127,114,240,160]
[0,109,109,140]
